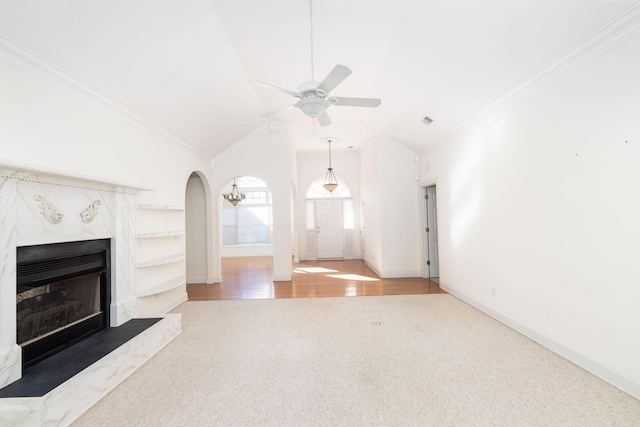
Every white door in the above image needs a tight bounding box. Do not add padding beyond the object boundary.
[426,186,439,277]
[316,199,344,259]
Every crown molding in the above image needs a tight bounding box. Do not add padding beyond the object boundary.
[0,32,210,161]
[420,3,640,156]
[211,123,272,166]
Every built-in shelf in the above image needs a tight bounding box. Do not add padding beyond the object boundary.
[135,253,185,268]
[137,275,186,297]
[136,204,184,211]
[136,230,185,239]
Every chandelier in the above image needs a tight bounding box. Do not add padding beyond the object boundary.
[223,179,246,206]
[322,137,339,193]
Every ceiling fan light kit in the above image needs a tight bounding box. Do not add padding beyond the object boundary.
[297,97,329,118]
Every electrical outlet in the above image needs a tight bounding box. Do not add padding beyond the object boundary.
[491,287,496,297]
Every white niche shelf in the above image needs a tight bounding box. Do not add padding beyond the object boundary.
[135,253,185,268]
[136,230,185,239]
[136,204,184,211]
[137,274,186,297]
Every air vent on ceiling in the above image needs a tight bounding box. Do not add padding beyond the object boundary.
[423,116,433,124]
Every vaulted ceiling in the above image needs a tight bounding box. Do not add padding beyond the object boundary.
[0,0,635,159]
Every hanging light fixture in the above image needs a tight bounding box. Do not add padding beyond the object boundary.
[223,179,246,206]
[322,137,339,193]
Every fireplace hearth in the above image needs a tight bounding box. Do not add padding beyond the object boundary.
[17,239,110,368]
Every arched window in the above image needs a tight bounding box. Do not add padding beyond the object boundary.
[222,176,273,245]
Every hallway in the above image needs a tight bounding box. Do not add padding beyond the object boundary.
[187,257,445,300]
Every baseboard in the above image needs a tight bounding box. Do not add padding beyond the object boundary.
[379,270,421,278]
[363,260,419,279]
[156,292,188,315]
[186,276,207,284]
[364,260,382,278]
[220,245,273,257]
[273,274,293,281]
[441,284,640,400]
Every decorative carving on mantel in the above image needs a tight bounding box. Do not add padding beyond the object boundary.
[34,195,63,224]
[81,200,101,223]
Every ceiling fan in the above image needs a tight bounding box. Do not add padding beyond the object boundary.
[255,0,381,127]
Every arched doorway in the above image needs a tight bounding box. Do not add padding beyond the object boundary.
[185,172,209,284]
[218,176,275,289]
[221,176,273,256]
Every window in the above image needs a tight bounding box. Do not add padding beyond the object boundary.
[306,201,315,231]
[222,176,273,245]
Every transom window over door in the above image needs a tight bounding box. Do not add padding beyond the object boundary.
[222,176,273,246]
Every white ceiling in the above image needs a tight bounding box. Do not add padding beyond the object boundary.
[0,0,635,159]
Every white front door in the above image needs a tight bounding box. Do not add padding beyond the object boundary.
[316,199,344,259]
[426,186,440,277]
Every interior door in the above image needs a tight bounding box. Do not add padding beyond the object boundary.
[426,186,440,277]
[316,199,344,259]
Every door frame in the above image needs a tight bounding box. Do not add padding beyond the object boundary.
[420,181,439,278]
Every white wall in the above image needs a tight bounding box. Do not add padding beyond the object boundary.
[360,135,382,272]
[296,151,361,260]
[360,134,421,277]
[211,123,294,281]
[420,34,640,396]
[0,58,214,317]
[378,136,422,277]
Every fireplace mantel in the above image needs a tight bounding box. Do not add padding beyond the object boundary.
[0,159,152,192]
[0,163,183,425]
[0,165,142,388]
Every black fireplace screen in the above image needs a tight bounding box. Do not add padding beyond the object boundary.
[16,239,110,368]
[17,272,102,345]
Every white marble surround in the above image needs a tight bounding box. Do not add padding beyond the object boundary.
[0,166,182,424]
[0,315,181,427]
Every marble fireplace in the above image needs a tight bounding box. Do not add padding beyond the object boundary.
[0,165,181,425]
[17,238,111,369]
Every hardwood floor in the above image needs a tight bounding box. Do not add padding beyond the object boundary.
[187,257,446,300]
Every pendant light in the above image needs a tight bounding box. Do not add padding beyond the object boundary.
[223,178,246,206]
[322,137,339,193]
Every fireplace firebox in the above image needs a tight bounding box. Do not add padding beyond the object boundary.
[17,239,110,368]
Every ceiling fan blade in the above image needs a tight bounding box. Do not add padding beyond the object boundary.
[329,97,381,108]
[262,104,295,117]
[317,64,352,95]
[316,111,332,127]
[253,81,299,97]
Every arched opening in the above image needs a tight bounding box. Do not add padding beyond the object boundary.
[305,176,354,260]
[221,176,273,255]
[218,176,276,295]
[185,172,210,284]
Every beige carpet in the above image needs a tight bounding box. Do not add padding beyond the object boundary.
[74,294,640,426]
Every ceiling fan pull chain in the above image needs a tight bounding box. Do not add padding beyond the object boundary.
[309,0,315,81]
[312,119,316,151]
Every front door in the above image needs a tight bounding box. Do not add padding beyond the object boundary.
[316,199,344,259]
